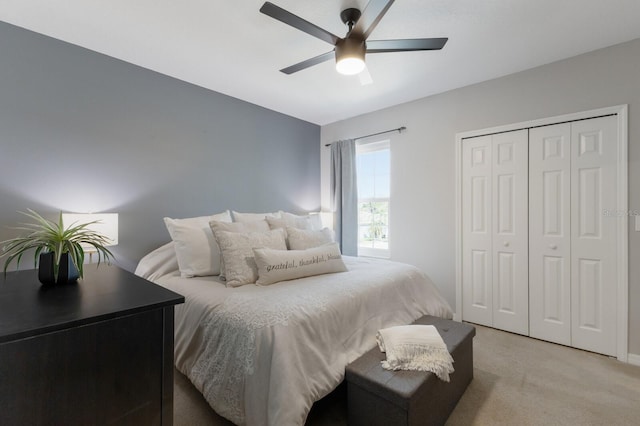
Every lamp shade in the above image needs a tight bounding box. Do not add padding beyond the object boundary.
[335,38,366,75]
[62,213,119,247]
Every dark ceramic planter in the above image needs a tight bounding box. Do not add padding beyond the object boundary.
[38,252,79,285]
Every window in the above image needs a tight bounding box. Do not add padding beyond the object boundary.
[356,140,390,258]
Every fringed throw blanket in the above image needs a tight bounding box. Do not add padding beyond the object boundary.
[376,324,455,382]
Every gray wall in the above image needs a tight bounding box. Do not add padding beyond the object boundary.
[321,38,640,356]
[0,22,320,272]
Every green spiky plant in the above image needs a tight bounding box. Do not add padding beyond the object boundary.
[1,209,114,280]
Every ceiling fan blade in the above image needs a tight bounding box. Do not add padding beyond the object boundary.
[350,0,396,40]
[260,2,340,46]
[366,38,448,53]
[280,51,335,74]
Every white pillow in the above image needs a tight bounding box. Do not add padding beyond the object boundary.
[253,242,348,286]
[232,211,281,222]
[209,219,270,279]
[134,242,178,281]
[215,228,287,287]
[164,211,232,277]
[280,211,323,230]
[286,227,334,250]
[266,215,312,231]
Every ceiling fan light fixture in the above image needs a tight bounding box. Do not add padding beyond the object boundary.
[335,38,366,75]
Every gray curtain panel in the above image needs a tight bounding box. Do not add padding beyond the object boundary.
[330,139,358,256]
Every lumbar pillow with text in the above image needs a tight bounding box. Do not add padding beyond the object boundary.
[214,228,287,287]
[209,219,270,279]
[253,242,348,286]
[164,210,232,277]
[286,226,334,250]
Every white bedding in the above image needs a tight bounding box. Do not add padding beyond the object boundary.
[136,243,452,426]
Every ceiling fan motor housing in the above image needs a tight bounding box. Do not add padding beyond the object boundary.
[335,38,366,74]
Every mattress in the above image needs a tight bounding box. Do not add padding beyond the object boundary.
[136,244,452,425]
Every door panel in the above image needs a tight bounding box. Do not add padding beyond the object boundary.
[571,116,617,356]
[542,255,565,323]
[471,250,490,307]
[529,123,571,345]
[492,130,529,334]
[578,168,601,238]
[462,136,493,326]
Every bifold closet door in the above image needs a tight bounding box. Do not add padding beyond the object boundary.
[570,116,618,356]
[462,130,528,334]
[462,135,493,327]
[530,115,618,356]
[491,131,529,334]
[529,123,572,345]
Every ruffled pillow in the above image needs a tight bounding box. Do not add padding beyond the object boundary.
[286,227,334,250]
[210,219,270,279]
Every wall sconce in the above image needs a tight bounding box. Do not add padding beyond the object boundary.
[62,213,119,251]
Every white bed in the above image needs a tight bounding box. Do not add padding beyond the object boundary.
[136,242,452,426]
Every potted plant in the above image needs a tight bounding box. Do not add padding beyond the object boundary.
[1,209,114,284]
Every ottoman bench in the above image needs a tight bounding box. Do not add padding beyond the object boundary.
[345,315,476,426]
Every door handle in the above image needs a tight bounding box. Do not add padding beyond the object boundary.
[549,244,558,250]
[503,241,510,247]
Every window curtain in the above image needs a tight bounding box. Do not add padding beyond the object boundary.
[330,139,358,256]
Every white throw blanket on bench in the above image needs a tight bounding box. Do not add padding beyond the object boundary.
[376,324,455,382]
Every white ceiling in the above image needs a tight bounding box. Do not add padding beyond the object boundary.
[1,0,640,125]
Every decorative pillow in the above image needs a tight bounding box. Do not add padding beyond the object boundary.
[232,211,281,222]
[215,228,287,287]
[164,211,232,277]
[253,242,348,286]
[280,211,323,230]
[266,216,312,232]
[209,219,270,279]
[286,227,334,250]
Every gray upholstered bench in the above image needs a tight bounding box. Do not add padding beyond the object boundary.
[345,315,476,426]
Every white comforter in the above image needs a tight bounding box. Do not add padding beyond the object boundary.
[137,244,452,426]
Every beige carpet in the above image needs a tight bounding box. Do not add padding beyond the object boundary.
[174,324,640,425]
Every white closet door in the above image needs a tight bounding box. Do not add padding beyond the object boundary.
[492,130,529,335]
[571,115,618,356]
[529,123,572,345]
[462,135,493,326]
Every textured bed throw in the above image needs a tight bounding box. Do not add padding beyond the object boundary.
[376,324,455,381]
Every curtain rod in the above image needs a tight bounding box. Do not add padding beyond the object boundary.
[324,126,406,147]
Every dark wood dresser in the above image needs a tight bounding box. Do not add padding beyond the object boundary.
[0,264,184,425]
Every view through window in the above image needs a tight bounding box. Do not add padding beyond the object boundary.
[356,139,390,258]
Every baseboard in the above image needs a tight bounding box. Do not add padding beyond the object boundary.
[628,353,640,366]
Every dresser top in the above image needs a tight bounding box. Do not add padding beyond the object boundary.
[0,264,184,343]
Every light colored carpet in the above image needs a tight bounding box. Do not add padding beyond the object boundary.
[174,324,640,425]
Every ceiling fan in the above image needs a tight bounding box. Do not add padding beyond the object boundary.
[259,0,448,78]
